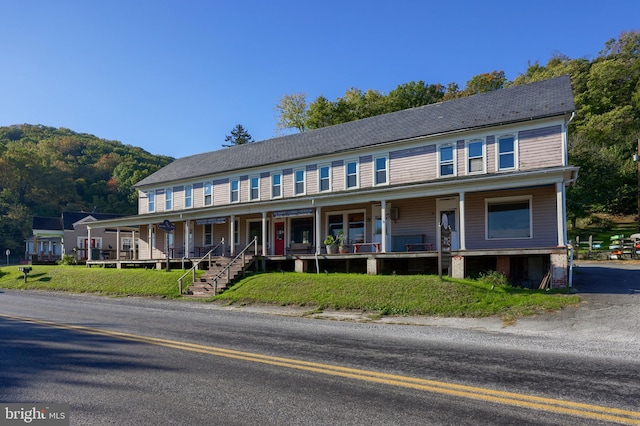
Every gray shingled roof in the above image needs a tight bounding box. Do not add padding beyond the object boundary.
[135,76,574,188]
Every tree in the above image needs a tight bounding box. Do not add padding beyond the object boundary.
[223,124,254,147]
[387,81,445,110]
[275,93,309,134]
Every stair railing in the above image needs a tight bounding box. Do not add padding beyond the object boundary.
[177,238,225,294]
[211,237,258,294]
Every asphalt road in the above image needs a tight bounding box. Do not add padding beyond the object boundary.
[1,262,639,425]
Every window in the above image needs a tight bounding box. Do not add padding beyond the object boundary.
[185,185,193,208]
[374,156,388,185]
[148,191,155,213]
[165,188,173,210]
[230,179,239,203]
[498,135,516,170]
[486,197,532,239]
[250,176,259,201]
[294,169,305,195]
[348,213,365,243]
[204,182,212,206]
[248,220,269,245]
[346,160,358,188]
[271,173,282,198]
[467,140,484,173]
[318,165,330,192]
[204,224,212,246]
[439,145,454,176]
[291,217,313,244]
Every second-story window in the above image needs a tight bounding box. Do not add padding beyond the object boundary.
[230,179,239,203]
[148,191,155,213]
[374,156,388,185]
[165,188,173,210]
[185,185,193,208]
[467,140,484,174]
[346,160,358,189]
[295,169,305,195]
[271,173,282,198]
[204,182,212,206]
[439,145,454,177]
[319,165,330,192]
[498,135,516,170]
[250,176,259,201]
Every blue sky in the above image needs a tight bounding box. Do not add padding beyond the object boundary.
[1,1,639,158]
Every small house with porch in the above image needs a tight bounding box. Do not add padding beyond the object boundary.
[86,76,578,288]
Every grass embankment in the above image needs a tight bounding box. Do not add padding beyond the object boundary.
[0,265,184,298]
[0,265,578,319]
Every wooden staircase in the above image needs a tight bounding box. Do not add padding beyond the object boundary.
[186,254,255,298]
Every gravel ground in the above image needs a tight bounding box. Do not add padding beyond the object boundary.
[225,260,640,346]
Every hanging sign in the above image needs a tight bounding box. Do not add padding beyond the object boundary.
[272,208,314,218]
[196,217,227,225]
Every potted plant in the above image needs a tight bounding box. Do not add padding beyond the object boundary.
[324,231,344,254]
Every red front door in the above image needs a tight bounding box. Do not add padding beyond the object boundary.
[274,222,285,255]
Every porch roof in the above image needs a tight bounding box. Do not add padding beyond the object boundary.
[135,76,575,188]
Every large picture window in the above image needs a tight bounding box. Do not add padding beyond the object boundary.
[486,197,532,239]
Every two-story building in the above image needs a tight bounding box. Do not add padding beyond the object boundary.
[87,76,578,287]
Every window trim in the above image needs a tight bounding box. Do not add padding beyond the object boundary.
[230,178,240,203]
[185,184,193,209]
[485,195,532,240]
[249,175,260,201]
[204,182,213,206]
[466,139,485,175]
[165,187,173,211]
[147,191,155,213]
[373,155,388,186]
[345,159,359,189]
[497,134,517,171]
[318,164,331,192]
[294,168,306,196]
[438,143,456,177]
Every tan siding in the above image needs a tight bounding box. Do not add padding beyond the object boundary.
[306,165,318,195]
[390,198,437,248]
[193,183,204,208]
[519,125,563,170]
[464,185,558,250]
[359,155,372,188]
[486,136,496,173]
[456,140,465,176]
[389,145,436,184]
[331,161,344,191]
[213,180,227,206]
[173,186,184,210]
[282,169,293,198]
[138,191,148,214]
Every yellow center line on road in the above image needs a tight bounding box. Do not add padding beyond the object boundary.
[3,313,640,425]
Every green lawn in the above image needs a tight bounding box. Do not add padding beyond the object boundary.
[0,265,579,320]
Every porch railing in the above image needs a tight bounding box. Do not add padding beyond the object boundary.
[209,237,258,295]
[177,239,225,294]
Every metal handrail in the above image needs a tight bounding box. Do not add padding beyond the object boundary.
[177,239,225,294]
[209,237,258,294]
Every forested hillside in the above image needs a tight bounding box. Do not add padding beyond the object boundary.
[276,31,640,226]
[0,125,173,258]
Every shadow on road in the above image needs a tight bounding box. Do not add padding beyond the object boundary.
[0,317,176,401]
[572,263,640,294]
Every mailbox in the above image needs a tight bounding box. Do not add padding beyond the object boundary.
[18,266,32,282]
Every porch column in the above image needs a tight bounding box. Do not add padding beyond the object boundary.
[380,200,387,253]
[32,235,37,259]
[131,229,136,260]
[147,225,153,259]
[230,214,236,256]
[315,206,321,254]
[87,227,93,260]
[116,227,121,260]
[262,211,268,256]
[184,220,189,258]
[556,182,566,246]
[458,192,466,250]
